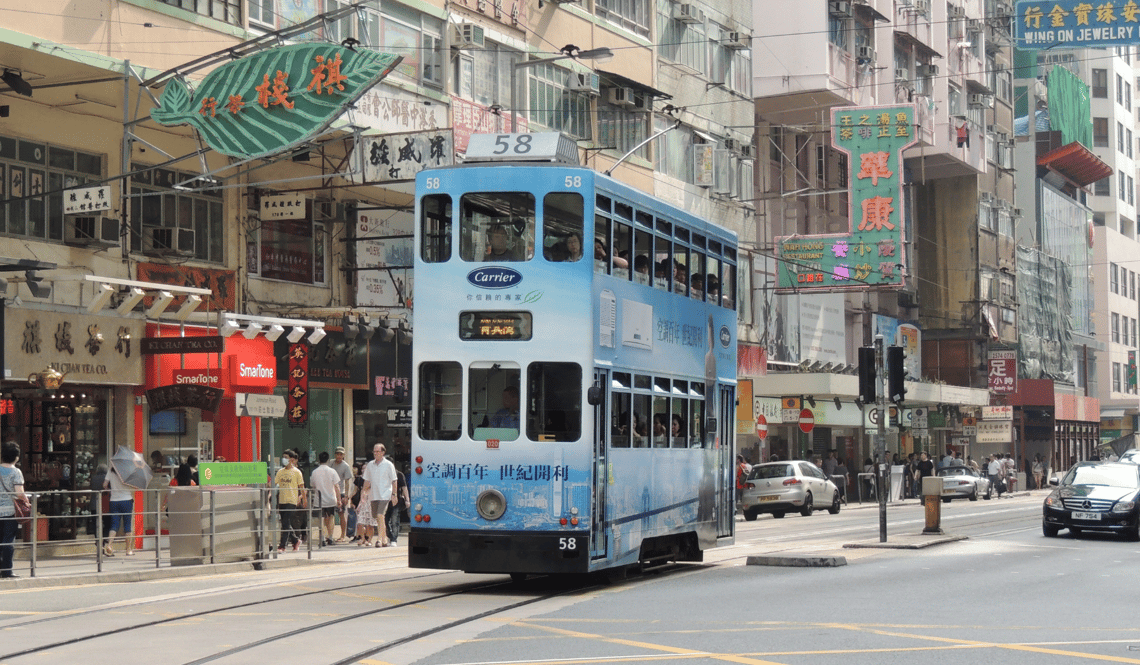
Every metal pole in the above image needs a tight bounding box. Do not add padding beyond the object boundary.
[155,488,161,569]
[876,334,888,543]
[30,493,38,577]
[94,490,102,573]
[509,65,517,132]
[209,489,216,564]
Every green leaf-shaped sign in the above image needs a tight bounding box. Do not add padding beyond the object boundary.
[151,44,402,159]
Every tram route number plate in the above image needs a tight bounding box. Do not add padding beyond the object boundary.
[486,439,500,449]
[558,537,579,551]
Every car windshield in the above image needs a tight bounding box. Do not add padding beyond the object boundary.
[938,467,972,477]
[1063,465,1140,489]
[749,464,793,480]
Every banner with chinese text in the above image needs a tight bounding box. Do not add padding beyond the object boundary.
[286,342,310,428]
[988,349,1017,394]
[776,105,918,291]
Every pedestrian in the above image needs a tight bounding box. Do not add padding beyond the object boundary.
[387,467,410,546]
[941,445,955,468]
[1032,453,1045,491]
[310,451,342,547]
[822,450,838,478]
[834,457,849,502]
[863,458,876,499]
[915,451,935,496]
[275,450,306,552]
[330,446,354,542]
[1,441,29,579]
[353,463,375,546]
[1004,453,1017,493]
[362,443,397,548]
[967,456,980,473]
[103,463,135,556]
[987,454,1005,498]
[905,453,917,498]
[735,455,750,511]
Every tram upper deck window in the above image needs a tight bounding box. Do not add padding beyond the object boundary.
[720,261,736,310]
[612,221,632,280]
[420,194,452,263]
[542,192,585,262]
[418,361,462,441]
[470,362,521,442]
[527,362,582,442]
[633,229,652,284]
[459,192,534,262]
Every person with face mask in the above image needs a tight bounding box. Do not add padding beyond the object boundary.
[275,450,306,552]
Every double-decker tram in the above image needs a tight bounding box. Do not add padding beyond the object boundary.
[408,133,737,577]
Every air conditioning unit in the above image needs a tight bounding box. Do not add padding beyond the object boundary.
[949,4,966,18]
[856,45,876,63]
[724,31,749,49]
[979,191,994,204]
[673,3,705,24]
[897,290,919,309]
[915,0,930,15]
[145,227,195,256]
[829,1,853,16]
[65,216,119,248]
[967,18,983,32]
[568,72,600,95]
[895,67,908,81]
[739,144,753,158]
[1012,207,1022,217]
[917,63,938,76]
[723,138,737,150]
[968,93,990,107]
[451,23,485,49]
[607,87,637,108]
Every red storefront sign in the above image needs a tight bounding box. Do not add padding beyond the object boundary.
[988,350,1017,394]
[286,342,310,427]
[230,358,277,389]
[146,324,276,398]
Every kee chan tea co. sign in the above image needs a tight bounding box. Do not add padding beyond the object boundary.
[151,44,402,160]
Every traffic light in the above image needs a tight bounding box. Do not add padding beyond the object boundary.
[858,346,877,403]
[887,345,907,403]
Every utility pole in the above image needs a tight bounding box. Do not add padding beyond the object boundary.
[875,334,887,542]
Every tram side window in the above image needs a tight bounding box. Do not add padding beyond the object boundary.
[633,228,652,285]
[654,234,672,291]
[612,221,632,280]
[418,362,462,441]
[420,194,452,263]
[595,215,612,275]
[706,256,722,306]
[527,362,582,442]
[459,192,534,262]
[632,394,650,448]
[689,251,705,301]
[672,245,690,294]
[542,192,584,262]
[690,383,705,447]
[611,391,632,448]
[671,382,689,449]
[469,364,521,441]
[720,261,736,310]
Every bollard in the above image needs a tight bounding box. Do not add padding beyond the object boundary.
[921,475,944,534]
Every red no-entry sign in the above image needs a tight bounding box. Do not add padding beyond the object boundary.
[799,408,815,433]
[756,414,768,439]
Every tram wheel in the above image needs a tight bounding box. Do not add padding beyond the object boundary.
[509,573,527,583]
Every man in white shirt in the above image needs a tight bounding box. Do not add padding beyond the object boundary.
[310,451,342,547]
[987,454,1005,498]
[330,446,354,542]
[362,443,398,547]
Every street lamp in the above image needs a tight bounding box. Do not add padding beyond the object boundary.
[510,44,614,132]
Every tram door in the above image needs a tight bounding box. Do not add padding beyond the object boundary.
[717,384,735,538]
[590,368,609,559]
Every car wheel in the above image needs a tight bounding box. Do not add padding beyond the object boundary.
[942,497,951,503]
[1042,521,1060,538]
[1125,522,1140,542]
[984,486,992,500]
[772,511,785,519]
[800,492,813,517]
[968,489,978,502]
[828,491,841,514]
[743,508,758,522]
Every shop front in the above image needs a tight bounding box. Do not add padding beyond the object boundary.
[1,307,143,541]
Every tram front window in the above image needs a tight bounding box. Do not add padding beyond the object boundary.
[527,363,582,442]
[470,363,521,441]
[459,192,535,262]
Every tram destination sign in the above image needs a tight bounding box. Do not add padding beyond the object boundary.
[141,336,224,355]
[464,133,580,165]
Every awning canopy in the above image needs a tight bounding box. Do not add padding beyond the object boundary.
[894,30,943,60]
[596,69,672,101]
[1037,141,1114,188]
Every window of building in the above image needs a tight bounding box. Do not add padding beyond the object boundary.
[248,0,274,27]
[1131,270,1136,299]
[1,136,103,243]
[1095,176,1111,197]
[659,10,707,73]
[1111,263,1120,293]
[1112,312,1121,342]
[1093,68,1108,97]
[362,3,444,88]
[1120,171,1128,201]
[525,61,593,140]
[598,92,651,161]
[454,43,521,109]
[1119,122,1126,155]
[1130,129,1135,158]
[596,0,651,38]
[131,165,224,264]
[245,198,328,283]
[1094,117,1110,148]
[1114,361,1122,392]
[1128,82,1133,111]
[1131,176,1136,206]
[828,14,848,49]
[1133,317,1137,347]
[157,0,240,26]
[1118,73,1125,105]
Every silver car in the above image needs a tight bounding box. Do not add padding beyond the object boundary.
[936,465,992,501]
[741,461,841,521]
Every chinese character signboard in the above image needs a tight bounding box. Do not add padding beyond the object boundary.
[450,96,527,153]
[360,129,453,183]
[1130,350,1137,388]
[151,44,402,159]
[64,186,112,215]
[776,105,917,291]
[136,262,236,312]
[286,342,310,427]
[988,349,1017,394]
[260,192,306,220]
[4,309,144,384]
[1016,0,1140,49]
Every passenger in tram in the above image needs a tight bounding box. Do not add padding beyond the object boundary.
[673,261,688,293]
[654,259,671,288]
[564,232,584,261]
[671,414,687,447]
[485,223,522,262]
[652,414,669,447]
[632,416,648,447]
[595,237,629,270]
[690,273,705,298]
[633,255,651,277]
[489,386,520,429]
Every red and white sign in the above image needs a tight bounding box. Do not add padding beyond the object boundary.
[799,408,815,433]
[756,415,768,439]
[981,405,1013,420]
[230,360,277,389]
[988,350,1017,395]
[172,369,223,387]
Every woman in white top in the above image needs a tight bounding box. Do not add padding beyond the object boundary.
[103,469,135,556]
[1,442,29,578]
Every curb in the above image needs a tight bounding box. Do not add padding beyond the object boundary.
[842,533,968,549]
[746,554,847,567]
[2,555,336,590]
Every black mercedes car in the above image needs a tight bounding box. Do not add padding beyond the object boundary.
[1043,462,1140,540]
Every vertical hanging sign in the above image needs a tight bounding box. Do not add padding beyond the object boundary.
[287,342,310,428]
[776,105,918,291]
[1130,350,1137,389]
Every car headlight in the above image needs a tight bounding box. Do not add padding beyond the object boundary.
[1044,494,1060,507]
[1112,500,1136,513]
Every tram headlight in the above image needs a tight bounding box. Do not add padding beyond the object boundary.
[570,517,579,526]
[416,456,423,463]
[570,507,578,515]
[559,517,568,526]
[476,489,507,521]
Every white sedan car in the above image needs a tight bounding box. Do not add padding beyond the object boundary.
[936,465,992,502]
[741,461,841,521]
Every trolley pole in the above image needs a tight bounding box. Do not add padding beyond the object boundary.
[876,334,888,542]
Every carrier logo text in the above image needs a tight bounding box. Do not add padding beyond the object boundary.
[467,267,523,289]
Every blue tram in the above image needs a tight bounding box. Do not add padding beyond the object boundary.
[407,133,737,576]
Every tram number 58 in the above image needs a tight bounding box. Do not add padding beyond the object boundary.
[493,134,534,154]
[558,537,578,551]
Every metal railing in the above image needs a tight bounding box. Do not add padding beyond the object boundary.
[0,487,357,578]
